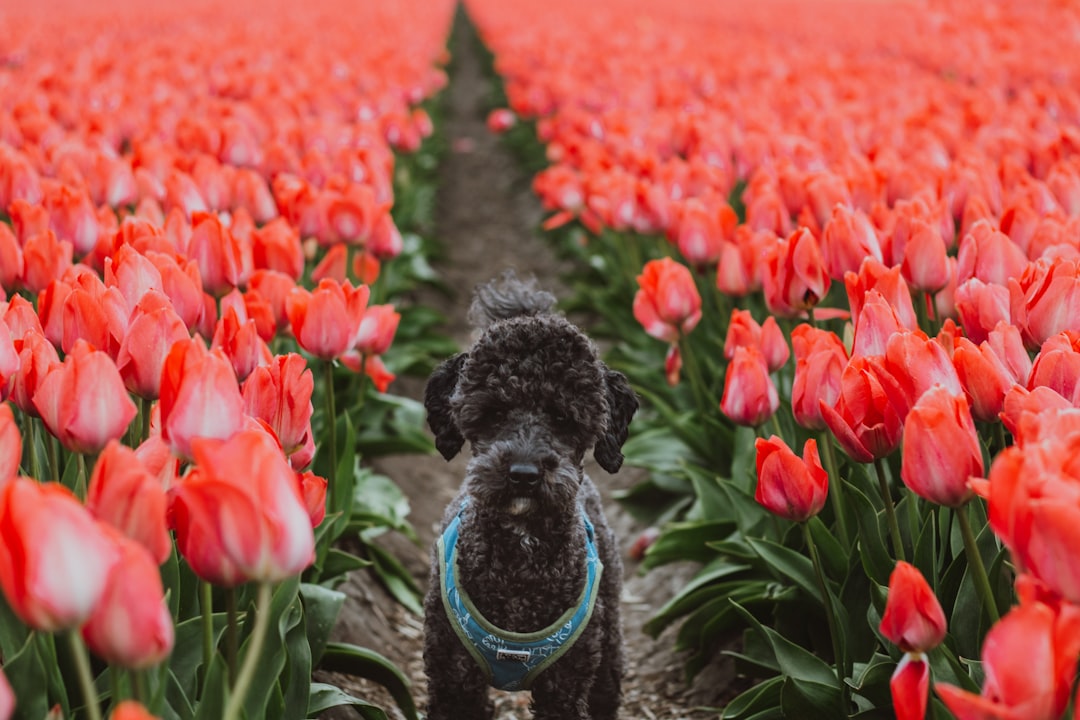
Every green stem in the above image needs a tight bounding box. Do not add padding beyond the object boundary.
[957,503,1000,624]
[110,666,123,709]
[68,631,103,720]
[26,416,42,481]
[678,335,711,420]
[769,412,784,442]
[225,588,238,686]
[48,430,60,482]
[807,305,818,330]
[323,360,339,514]
[132,669,147,705]
[222,583,275,720]
[913,289,930,336]
[141,396,151,446]
[355,354,368,415]
[994,422,1008,454]
[819,433,850,548]
[874,458,906,562]
[200,581,214,694]
[802,523,848,700]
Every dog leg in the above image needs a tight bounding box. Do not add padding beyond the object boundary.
[529,659,593,720]
[423,602,493,720]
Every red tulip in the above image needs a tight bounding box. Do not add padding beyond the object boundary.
[724,310,789,372]
[820,204,883,280]
[353,304,401,356]
[1029,332,1080,405]
[633,257,702,343]
[720,346,778,427]
[820,355,905,462]
[761,227,830,317]
[2,295,43,340]
[956,221,1028,287]
[43,181,100,257]
[9,330,60,417]
[144,251,205,332]
[60,273,129,358]
[86,441,170,564]
[936,601,1080,720]
[109,702,159,720]
[0,320,17,401]
[790,324,847,430]
[311,244,348,284]
[186,211,248,297]
[368,213,403,259]
[952,337,1018,423]
[487,108,517,133]
[1010,256,1080,350]
[673,197,725,266]
[754,436,828,522]
[242,353,314,462]
[851,289,905,357]
[0,405,19,486]
[82,535,173,669]
[844,259,917,333]
[297,470,328,527]
[170,429,316,586]
[0,478,118,631]
[891,652,930,720]
[900,387,982,507]
[159,337,245,461]
[877,330,962,414]
[249,270,296,335]
[211,307,267,383]
[33,340,137,455]
[0,224,22,293]
[880,561,947,653]
[21,230,73,295]
[955,278,1011,346]
[285,279,370,360]
[252,217,304,279]
[117,291,190,400]
[900,218,950,293]
[339,353,397,393]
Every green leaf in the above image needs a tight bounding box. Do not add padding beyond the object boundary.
[169,612,228,700]
[721,676,785,719]
[807,516,848,581]
[641,520,733,570]
[192,654,228,720]
[847,482,894,586]
[300,583,345,666]
[781,676,845,719]
[645,558,751,636]
[318,643,418,720]
[351,468,414,536]
[745,536,821,603]
[243,577,303,720]
[730,601,840,689]
[5,633,60,720]
[360,539,423,615]
[281,591,314,720]
[308,683,389,719]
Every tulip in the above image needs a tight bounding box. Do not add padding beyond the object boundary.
[900,386,982,507]
[159,337,245,461]
[186,211,248,297]
[880,561,947,653]
[633,257,702,343]
[3,295,43,340]
[354,304,401,356]
[211,307,267,383]
[339,353,397,394]
[21,230,74,296]
[43,181,100,257]
[891,652,930,720]
[844,259,917,333]
[249,269,296,335]
[673,197,724,266]
[33,340,137,455]
[86,441,170,564]
[1029,332,1080,405]
[252,217,304,279]
[311,244,348,284]
[110,702,159,720]
[820,356,905,463]
[487,108,517,133]
[327,184,381,246]
[724,310,789,372]
[877,330,962,414]
[956,221,1028,287]
[117,291,190,400]
[0,224,22,293]
[952,337,1018,423]
[145,251,205,332]
[0,406,19,486]
[851,290,905,357]
[103,244,164,314]
[297,470,328,527]
[936,601,1080,720]
[955,278,1011,346]
[1010,256,1080,350]
[368,213,403,259]
[9,330,60,418]
[754,436,828,522]
[720,346,779,427]
[170,429,316,586]
[60,274,130,358]
[761,227,830,317]
[790,324,847,430]
[899,218,950,293]
[0,478,118,631]
[82,535,174,669]
[242,353,314,461]
[285,279,370,360]
[820,204,883,280]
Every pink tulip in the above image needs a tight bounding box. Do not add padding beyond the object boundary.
[633,257,702,343]
[159,337,244,461]
[285,279,370,360]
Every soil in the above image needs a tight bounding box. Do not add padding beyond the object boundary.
[318,16,732,720]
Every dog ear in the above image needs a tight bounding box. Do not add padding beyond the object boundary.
[594,368,638,473]
[424,353,468,461]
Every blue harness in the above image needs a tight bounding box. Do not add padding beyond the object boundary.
[437,503,603,691]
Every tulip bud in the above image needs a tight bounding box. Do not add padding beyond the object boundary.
[879,561,946,653]
[754,436,828,522]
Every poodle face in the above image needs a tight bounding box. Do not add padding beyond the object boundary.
[425,313,637,524]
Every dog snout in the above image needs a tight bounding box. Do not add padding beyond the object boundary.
[508,462,542,488]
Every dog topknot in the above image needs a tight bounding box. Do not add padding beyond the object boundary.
[466,270,558,330]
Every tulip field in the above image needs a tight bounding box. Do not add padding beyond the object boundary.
[2,0,1080,716]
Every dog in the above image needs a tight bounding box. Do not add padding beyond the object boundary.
[422,272,638,720]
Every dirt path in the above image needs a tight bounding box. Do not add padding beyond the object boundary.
[322,14,729,720]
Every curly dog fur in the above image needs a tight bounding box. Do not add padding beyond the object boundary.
[423,272,638,720]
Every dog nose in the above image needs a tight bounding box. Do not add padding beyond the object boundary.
[508,463,541,487]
